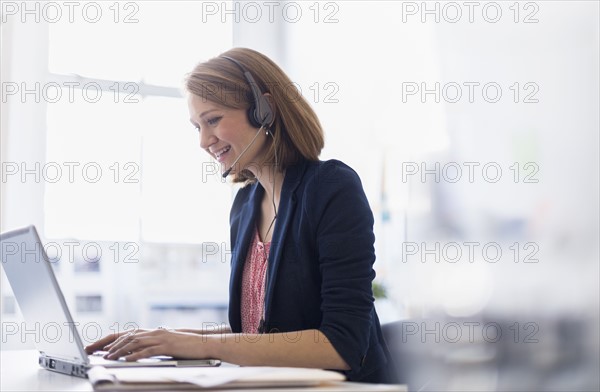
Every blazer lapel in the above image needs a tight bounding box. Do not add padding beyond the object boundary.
[229,182,263,332]
[263,159,309,330]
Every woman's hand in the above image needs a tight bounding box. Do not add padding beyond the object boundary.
[84,328,150,355]
[102,329,207,361]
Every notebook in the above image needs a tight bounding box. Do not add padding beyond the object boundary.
[0,225,220,378]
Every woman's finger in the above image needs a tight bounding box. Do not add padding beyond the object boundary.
[103,332,131,351]
[104,331,140,357]
[105,336,159,360]
[84,331,128,354]
[121,345,163,362]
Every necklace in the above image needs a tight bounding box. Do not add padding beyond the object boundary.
[258,158,279,333]
[257,223,272,334]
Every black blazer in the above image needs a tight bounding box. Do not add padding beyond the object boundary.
[228,158,397,383]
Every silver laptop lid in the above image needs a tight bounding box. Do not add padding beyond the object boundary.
[0,225,88,364]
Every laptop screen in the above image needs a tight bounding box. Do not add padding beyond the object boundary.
[1,226,88,363]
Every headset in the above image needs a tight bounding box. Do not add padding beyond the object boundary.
[221,55,274,130]
[220,55,279,179]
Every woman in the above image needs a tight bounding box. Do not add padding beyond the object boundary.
[85,48,397,383]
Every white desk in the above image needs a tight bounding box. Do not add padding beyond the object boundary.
[1,350,406,391]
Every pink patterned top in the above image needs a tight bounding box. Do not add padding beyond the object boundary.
[240,226,271,334]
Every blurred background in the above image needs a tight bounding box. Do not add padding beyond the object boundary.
[1,1,598,390]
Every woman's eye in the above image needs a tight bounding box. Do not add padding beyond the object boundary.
[207,116,222,126]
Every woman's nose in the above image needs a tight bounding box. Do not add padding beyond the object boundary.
[199,128,217,150]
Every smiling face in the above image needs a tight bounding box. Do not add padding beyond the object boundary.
[187,94,269,177]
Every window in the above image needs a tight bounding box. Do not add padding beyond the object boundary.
[44,2,234,244]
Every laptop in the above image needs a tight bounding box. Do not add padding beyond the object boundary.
[0,225,220,378]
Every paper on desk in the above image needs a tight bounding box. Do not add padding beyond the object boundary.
[91,366,267,388]
[177,367,346,388]
[170,367,271,388]
[89,366,345,389]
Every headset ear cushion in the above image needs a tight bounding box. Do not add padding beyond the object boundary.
[247,96,274,129]
[247,105,261,128]
[255,95,274,127]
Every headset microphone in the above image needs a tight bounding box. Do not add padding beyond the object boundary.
[221,126,265,178]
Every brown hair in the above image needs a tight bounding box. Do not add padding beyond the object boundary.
[185,48,324,183]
